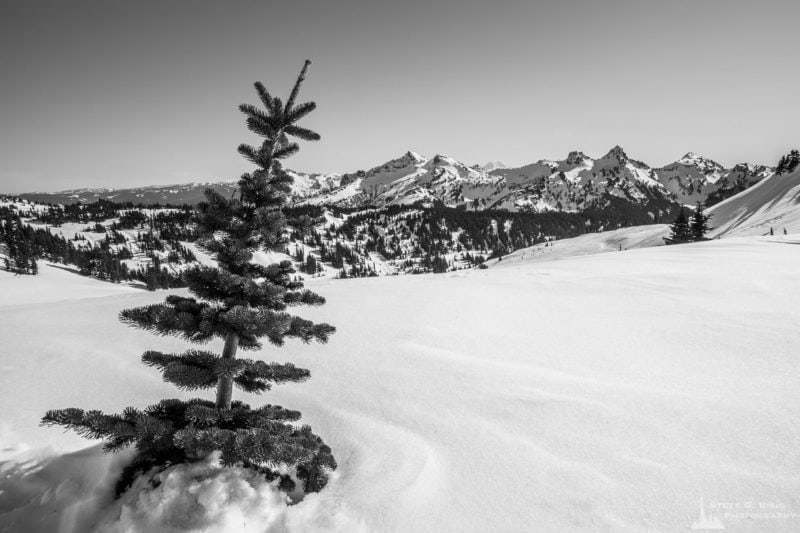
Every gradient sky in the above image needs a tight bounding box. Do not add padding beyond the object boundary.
[1,0,798,193]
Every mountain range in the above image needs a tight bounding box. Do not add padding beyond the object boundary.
[10,147,773,214]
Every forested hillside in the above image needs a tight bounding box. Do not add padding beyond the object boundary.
[1,195,679,285]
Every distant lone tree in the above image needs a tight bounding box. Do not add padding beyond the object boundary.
[664,208,691,244]
[42,60,337,496]
[689,202,711,241]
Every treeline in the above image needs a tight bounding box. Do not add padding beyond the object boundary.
[282,195,680,278]
[3,193,681,283]
[0,208,38,274]
[339,197,676,255]
[15,198,192,226]
[0,205,195,288]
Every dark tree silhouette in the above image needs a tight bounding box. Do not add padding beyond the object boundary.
[689,202,711,241]
[776,149,799,175]
[665,209,691,244]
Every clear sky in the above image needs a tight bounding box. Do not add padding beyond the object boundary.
[1,0,798,193]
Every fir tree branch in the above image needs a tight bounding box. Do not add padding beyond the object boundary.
[253,81,273,110]
[285,101,316,123]
[119,297,218,344]
[285,59,311,113]
[272,142,300,160]
[283,124,320,142]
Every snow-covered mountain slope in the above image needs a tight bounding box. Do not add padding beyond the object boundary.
[655,153,773,206]
[2,237,799,532]
[484,146,676,212]
[303,151,500,209]
[654,152,725,205]
[286,170,343,198]
[488,148,772,211]
[304,146,675,216]
[308,146,769,214]
[707,166,800,237]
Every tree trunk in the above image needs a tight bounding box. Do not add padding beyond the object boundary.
[215,332,239,409]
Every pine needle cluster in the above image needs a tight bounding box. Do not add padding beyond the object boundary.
[42,61,337,496]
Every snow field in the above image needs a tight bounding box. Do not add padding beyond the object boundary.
[1,236,799,531]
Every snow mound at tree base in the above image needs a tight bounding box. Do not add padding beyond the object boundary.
[98,452,289,533]
[0,446,363,533]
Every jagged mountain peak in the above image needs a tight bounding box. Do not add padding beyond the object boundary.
[565,151,590,165]
[431,154,461,166]
[364,151,428,176]
[676,152,723,170]
[603,145,629,162]
[730,162,770,174]
[482,161,507,171]
[404,150,427,164]
[386,151,426,167]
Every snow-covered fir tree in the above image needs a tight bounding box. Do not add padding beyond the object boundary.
[41,61,337,495]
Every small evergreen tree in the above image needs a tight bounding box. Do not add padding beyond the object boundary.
[689,202,711,241]
[665,209,691,244]
[305,253,318,274]
[42,61,337,496]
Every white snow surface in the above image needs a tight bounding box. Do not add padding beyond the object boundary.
[2,237,800,531]
[0,260,139,307]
